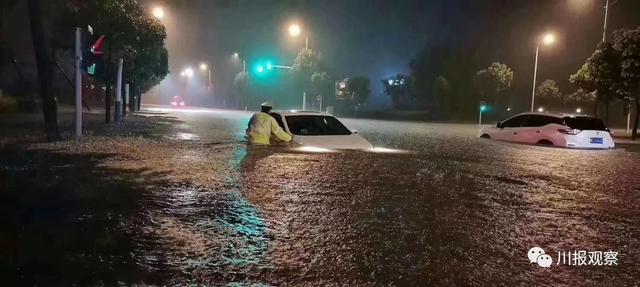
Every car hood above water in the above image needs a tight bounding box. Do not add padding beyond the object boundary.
[292,134,373,150]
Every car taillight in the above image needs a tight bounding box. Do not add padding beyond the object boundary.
[558,128,581,135]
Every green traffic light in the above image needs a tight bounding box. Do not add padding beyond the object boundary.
[480,105,487,112]
[87,63,96,75]
[256,65,264,73]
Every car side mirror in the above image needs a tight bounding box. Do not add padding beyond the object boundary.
[351,129,358,134]
[496,122,503,129]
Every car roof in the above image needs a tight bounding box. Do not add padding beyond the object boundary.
[512,112,597,119]
[513,112,563,118]
[272,110,333,117]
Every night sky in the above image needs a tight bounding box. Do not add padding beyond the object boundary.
[3,0,640,110]
[152,0,639,109]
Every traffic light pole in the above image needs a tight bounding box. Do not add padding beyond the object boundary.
[74,27,82,139]
[114,58,123,123]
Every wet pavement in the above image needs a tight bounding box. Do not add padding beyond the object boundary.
[126,107,639,286]
[3,107,639,286]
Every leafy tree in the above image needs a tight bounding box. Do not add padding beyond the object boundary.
[433,75,452,117]
[564,89,596,108]
[291,48,321,94]
[474,62,514,106]
[347,76,371,108]
[536,79,562,108]
[74,0,169,120]
[613,27,640,139]
[335,76,371,112]
[569,42,621,119]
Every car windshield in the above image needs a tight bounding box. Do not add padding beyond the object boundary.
[285,115,352,136]
[563,116,608,131]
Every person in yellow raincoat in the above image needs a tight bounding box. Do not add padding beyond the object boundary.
[246,102,292,145]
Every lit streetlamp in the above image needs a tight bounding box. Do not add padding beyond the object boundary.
[478,103,487,126]
[289,23,309,50]
[232,52,246,73]
[530,33,556,112]
[152,6,165,20]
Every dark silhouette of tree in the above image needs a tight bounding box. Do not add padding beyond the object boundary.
[536,79,562,109]
[570,42,621,120]
[613,27,640,140]
[474,62,513,108]
[27,0,61,141]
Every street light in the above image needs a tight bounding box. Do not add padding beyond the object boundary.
[152,6,165,20]
[288,23,309,50]
[479,102,487,126]
[288,24,301,37]
[576,108,582,114]
[183,67,194,78]
[530,32,556,112]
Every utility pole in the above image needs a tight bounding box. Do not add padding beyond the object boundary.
[603,0,610,42]
[114,58,123,122]
[531,45,539,112]
[74,27,82,139]
[124,83,129,117]
[302,91,306,110]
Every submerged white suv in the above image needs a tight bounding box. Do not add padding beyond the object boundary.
[479,112,615,149]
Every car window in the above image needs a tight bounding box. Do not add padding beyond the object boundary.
[502,115,527,127]
[524,115,562,127]
[270,113,286,130]
[563,116,608,131]
[285,115,352,136]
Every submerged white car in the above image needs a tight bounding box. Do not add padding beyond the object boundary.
[479,112,615,149]
[270,111,373,150]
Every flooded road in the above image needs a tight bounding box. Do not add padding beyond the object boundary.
[110,108,640,285]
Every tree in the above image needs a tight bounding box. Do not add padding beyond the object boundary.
[75,0,169,120]
[347,76,371,108]
[291,48,321,93]
[564,89,597,108]
[613,27,640,140]
[233,71,250,108]
[311,71,332,109]
[570,42,621,119]
[536,79,562,108]
[382,74,413,109]
[27,0,61,140]
[410,45,479,118]
[433,75,452,117]
[474,62,514,106]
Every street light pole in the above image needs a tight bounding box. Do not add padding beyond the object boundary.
[531,44,539,112]
[603,0,610,42]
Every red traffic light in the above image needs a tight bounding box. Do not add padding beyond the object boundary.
[90,35,105,55]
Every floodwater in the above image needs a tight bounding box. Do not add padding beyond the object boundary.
[134,107,640,286]
[4,107,639,286]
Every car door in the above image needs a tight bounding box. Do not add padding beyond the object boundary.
[493,115,527,142]
[520,115,562,144]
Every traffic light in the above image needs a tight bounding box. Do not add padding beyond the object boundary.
[253,59,275,75]
[82,32,106,78]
